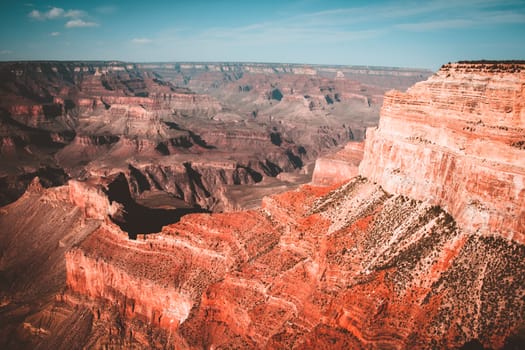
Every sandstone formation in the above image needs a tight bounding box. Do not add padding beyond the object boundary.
[311,141,364,186]
[63,176,524,349]
[360,61,525,243]
[1,61,523,349]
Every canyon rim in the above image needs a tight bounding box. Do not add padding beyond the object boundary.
[0,60,523,349]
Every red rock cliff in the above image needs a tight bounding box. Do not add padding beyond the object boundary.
[360,62,525,243]
[312,141,364,186]
[62,180,525,349]
[40,62,525,349]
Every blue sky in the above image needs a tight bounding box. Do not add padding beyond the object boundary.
[0,0,524,69]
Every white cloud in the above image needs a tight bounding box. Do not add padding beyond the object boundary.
[29,7,98,29]
[50,32,60,36]
[47,7,64,19]
[0,50,13,55]
[64,9,86,18]
[131,38,152,44]
[28,9,43,19]
[65,19,99,28]
[29,7,66,20]
[28,7,88,21]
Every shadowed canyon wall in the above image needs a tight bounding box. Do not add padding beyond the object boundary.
[1,62,523,349]
[0,61,430,209]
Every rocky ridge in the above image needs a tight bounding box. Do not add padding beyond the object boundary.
[1,62,522,349]
[311,141,364,186]
[63,176,524,349]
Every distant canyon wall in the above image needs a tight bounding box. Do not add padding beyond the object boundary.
[139,62,432,79]
[2,61,523,349]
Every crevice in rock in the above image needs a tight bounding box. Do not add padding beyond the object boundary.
[105,173,207,239]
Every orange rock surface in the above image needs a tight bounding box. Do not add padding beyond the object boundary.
[65,177,525,349]
[360,62,525,243]
[2,62,524,349]
[311,141,364,186]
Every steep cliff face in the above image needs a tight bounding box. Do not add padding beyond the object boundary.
[65,208,282,333]
[311,141,364,186]
[3,61,523,349]
[360,62,525,243]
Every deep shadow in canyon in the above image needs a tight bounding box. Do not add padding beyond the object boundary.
[105,173,208,239]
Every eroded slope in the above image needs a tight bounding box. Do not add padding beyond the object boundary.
[1,61,522,349]
[63,178,524,349]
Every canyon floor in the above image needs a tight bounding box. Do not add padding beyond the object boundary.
[1,61,524,349]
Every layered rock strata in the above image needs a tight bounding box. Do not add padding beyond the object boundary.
[311,141,364,186]
[2,61,523,349]
[360,62,525,243]
[61,62,523,348]
[3,60,423,210]
[64,177,524,349]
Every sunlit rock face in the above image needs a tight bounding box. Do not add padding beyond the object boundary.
[311,141,364,186]
[360,61,525,243]
[1,62,523,349]
[60,62,524,349]
[63,178,524,349]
